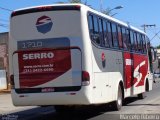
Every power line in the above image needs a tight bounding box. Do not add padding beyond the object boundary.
[141,24,156,33]
[0,6,13,12]
[155,34,160,40]
[150,30,160,41]
[146,28,160,31]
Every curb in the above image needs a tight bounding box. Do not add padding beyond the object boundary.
[0,90,11,94]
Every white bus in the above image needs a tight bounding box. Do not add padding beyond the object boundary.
[9,4,154,111]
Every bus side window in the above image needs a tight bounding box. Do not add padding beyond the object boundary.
[137,33,141,52]
[88,15,94,40]
[122,27,127,50]
[134,32,138,52]
[117,26,123,49]
[140,34,144,53]
[98,18,104,46]
[143,35,147,54]
[93,15,100,45]
[126,29,131,50]
[107,21,113,48]
[102,20,110,47]
[111,23,119,48]
[130,30,135,51]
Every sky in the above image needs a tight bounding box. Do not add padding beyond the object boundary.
[0,0,160,47]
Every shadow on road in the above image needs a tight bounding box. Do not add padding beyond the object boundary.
[123,97,140,106]
[123,96,160,107]
[35,105,116,120]
[0,106,54,120]
[126,104,160,106]
[0,104,117,120]
[0,97,146,120]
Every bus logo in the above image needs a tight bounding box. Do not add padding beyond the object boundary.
[101,53,106,68]
[36,15,53,34]
[133,61,146,87]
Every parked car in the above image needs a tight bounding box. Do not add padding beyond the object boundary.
[154,72,160,78]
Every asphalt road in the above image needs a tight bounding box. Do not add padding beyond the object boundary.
[1,79,160,120]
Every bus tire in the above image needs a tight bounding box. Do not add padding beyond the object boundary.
[138,80,148,99]
[137,92,146,99]
[55,105,66,113]
[112,85,123,111]
[54,105,75,114]
[145,79,149,92]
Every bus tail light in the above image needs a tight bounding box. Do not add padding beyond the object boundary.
[37,6,53,10]
[10,75,15,89]
[75,5,81,9]
[82,71,90,86]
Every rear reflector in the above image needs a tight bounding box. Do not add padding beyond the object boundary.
[69,93,76,95]
[82,71,90,86]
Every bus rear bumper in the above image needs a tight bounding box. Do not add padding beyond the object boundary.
[11,88,92,106]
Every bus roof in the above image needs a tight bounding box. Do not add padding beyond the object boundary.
[81,4,146,35]
[12,3,146,35]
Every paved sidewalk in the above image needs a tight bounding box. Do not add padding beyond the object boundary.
[0,90,10,95]
[0,93,37,114]
[0,93,55,120]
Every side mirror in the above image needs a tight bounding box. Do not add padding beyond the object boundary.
[150,47,157,62]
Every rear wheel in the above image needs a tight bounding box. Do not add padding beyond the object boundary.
[55,105,66,113]
[137,92,146,99]
[138,80,148,99]
[112,85,123,111]
[55,105,75,114]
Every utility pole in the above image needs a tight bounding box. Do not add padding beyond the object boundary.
[100,0,103,12]
[141,24,156,33]
[85,0,87,5]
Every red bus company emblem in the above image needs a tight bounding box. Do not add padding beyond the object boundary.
[36,15,53,34]
[101,53,106,68]
[133,61,146,87]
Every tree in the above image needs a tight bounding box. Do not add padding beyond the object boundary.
[157,45,160,49]
[56,2,65,3]
[69,0,82,3]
